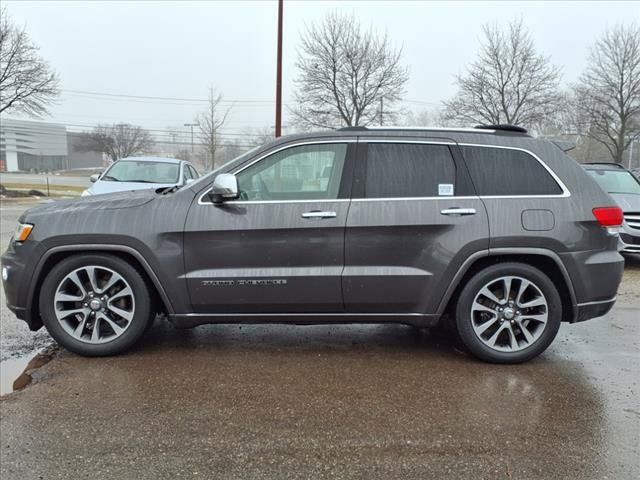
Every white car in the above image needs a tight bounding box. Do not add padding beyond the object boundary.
[583,162,640,255]
[82,157,200,196]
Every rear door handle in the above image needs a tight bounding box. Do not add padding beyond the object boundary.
[301,211,337,219]
[440,207,477,216]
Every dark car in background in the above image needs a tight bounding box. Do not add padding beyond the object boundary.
[2,125,625,363]
[583,163,640,255]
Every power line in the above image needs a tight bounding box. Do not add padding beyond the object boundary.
[61,89,440,107]
[61,89,277,104]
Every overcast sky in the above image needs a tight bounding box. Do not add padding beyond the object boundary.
[4,0,640,142]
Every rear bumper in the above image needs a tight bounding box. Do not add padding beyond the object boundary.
[574,297,616,323]
[559,246,624,323]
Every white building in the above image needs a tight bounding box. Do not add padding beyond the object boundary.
[0,118,68,172]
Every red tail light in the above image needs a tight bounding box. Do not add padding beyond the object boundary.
[592,207,624,227]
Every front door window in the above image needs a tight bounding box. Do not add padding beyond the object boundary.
[236,143,347,201]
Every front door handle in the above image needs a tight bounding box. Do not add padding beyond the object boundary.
[440,207,477,216]
[301,211,337,219]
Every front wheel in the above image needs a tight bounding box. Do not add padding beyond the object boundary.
[39,254,151,356]
[455,263,562,364]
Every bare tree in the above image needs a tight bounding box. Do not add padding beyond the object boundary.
[198,87,231,170]
[0,8,60,117]
[574,24,640,164]
[292,12,409,129]
[401,108,448,127]
[243,126,275,147]
[89,123,153,161]
[443,19,562,128]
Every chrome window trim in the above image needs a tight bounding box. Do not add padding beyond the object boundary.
[456,142,571,198]
[353,139,570,200]
[198,138,571,205]
[351,196,478,202]
[226,199,351,205]
[198,139,357,205]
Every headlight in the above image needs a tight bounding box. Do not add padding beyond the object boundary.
[14,223,34,243]
[81,189,91,197]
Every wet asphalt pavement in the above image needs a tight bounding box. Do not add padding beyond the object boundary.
[1,200,639,479]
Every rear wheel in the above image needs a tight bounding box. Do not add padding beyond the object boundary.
[39,254,151,356]
[455,262,561,363]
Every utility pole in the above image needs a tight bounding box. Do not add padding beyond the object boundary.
[275,0,283,138]
[184,123,199,152]
[628,138,635,170]
[379,98,383,126]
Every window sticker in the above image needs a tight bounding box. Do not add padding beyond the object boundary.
[438,183,454,196]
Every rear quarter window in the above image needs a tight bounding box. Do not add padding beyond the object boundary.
[460,146,563,196]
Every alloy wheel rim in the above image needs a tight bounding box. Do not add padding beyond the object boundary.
[470,275,548,352]
[53,266,135,344]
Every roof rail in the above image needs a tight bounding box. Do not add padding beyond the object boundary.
[336,126,495,133]
[474,124,528,133]
[336,125,529,134]
[337,126,368,132]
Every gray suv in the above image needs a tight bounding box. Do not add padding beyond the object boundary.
[1,125,624,363]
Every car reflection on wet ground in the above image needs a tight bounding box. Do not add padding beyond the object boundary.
[1,302,638,479]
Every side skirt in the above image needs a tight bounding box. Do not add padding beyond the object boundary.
[167,313,440,329]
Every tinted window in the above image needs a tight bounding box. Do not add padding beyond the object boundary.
[236,143,347,201]
[364,143,456,198]
[460,146,562,196]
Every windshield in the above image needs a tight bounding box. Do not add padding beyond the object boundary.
[587,169,640,195]
[102,160,180,183]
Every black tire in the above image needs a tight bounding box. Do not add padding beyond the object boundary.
[39,254,151,356]
[455,262,561,364]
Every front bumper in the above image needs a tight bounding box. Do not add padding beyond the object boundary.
[619,222,640,254]
[1,242,32,326]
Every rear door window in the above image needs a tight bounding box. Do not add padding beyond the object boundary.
[460,146,563,196]
[363,143,456,198]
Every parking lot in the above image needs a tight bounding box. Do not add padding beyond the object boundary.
[1,199,639,479]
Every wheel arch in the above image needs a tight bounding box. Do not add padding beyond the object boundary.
[438,248,577,323]
[27,245,174,330]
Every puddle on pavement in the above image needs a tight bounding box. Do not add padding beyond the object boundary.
[0,349,54,396]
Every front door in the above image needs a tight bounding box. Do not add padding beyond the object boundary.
[343,139,490,314]
[184,141,355,313]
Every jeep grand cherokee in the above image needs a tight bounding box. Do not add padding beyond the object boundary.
[1,125,624,363]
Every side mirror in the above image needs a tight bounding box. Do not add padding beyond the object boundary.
[185,178,195,185]
[89,174,100,183]
[209,173,239,203]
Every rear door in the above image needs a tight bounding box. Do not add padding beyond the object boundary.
[183,140,356,313]
[343,138,489,314]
